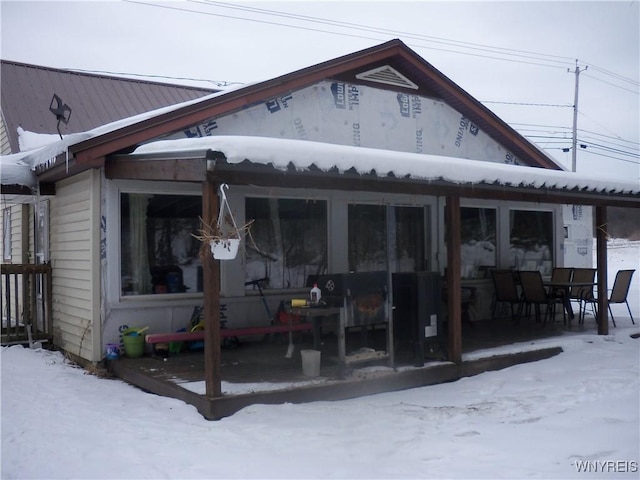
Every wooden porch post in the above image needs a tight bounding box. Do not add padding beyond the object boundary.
[445,195,462,363]
[595,206,609,335]
[203,179,222,397]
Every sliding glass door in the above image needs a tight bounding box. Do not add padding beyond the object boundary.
[348,204,426,273]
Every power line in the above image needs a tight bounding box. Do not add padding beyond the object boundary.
[481,100,573,107]
[125,0,573,70]
[196,0,576,67]
[576,140,640,159]
[123,0,638,93]
[577,110,637,141]
[511,122,574,130]
[578,128,640,145]
[511,123,639,148]
[194,1,639,89]
[583,73,640,95]
[124,0,386,44]
[579,150,640,165]
[588,64,639,87]
[578,134,640,152]
[65,67,239,87]
[114,0,640,171]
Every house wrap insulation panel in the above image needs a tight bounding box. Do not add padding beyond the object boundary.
[179,80,522,166]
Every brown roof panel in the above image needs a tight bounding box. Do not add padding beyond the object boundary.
[0,60,217,153]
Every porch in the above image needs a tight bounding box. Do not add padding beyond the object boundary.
[107,314,595,420]
[1,263,53,346]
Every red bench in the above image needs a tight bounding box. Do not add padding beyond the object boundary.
[145,322,313,345]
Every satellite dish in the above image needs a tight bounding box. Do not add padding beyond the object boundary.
[49,94,72,139]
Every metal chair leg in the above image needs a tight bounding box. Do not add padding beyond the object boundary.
[608,305,617,328]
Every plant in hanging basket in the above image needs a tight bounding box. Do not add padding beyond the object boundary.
[192,215,254,261]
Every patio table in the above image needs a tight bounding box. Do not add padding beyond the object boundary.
[543,280,597,320]
[287,306,345,362]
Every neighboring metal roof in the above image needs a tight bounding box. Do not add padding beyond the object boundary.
[0,60,218,153]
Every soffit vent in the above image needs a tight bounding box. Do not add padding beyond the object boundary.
[355,65,419,90]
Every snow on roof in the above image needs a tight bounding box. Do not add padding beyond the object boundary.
[134,136,640,195]
[0,87,234,188]
[1,81,636,197]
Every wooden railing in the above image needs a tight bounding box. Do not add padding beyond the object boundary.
[1,263,53,345]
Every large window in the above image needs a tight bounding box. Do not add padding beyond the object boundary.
[460,207,496,279]
[120,193,202,296]
[245,197,327,289]
[348,204,425,273]
[509,209,553,275]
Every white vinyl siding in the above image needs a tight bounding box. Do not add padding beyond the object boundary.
[50,170,101,361]
[0,114,12,155]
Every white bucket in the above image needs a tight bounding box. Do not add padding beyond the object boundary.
[301,349,321,377]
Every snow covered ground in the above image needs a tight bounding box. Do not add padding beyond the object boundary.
[1,241,638,479]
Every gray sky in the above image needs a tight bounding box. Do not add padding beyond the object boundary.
[1,0,638,180]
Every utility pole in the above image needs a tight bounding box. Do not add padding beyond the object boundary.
[570,60,588,172]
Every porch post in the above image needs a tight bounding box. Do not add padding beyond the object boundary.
[203,178,222,397]
[445,195,462,363]
[595,206,609,335]
[21,205,30,323]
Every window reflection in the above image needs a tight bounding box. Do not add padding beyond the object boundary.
[348,205,426,273]
[460,207,496,279]
[393,206,426,272]
[509,209,553,275]
[348,204,386,272]
[245,198,327,289]
[120,193,202,296]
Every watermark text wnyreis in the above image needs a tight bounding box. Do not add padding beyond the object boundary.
[575,460,638,473]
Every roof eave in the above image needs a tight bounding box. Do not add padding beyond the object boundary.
[105,150,639,208]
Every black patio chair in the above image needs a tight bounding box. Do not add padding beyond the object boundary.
[569,268,596,324]
[490,269,522,323]
[518,270,554,326]
[582,269,635,327]
[549,267,573,324]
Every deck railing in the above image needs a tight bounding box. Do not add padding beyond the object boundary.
[1,263,53,345]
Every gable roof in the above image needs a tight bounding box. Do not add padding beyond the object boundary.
[3,40,637,207]
[36,39,561,181]
[0,60,217,153]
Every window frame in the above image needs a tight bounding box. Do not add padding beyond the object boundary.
[107,180,203,303]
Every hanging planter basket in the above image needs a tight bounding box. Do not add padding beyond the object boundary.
[193,184,252,261]
[210,238,240,260]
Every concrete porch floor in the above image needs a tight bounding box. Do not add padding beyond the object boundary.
[108,314,597,420]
